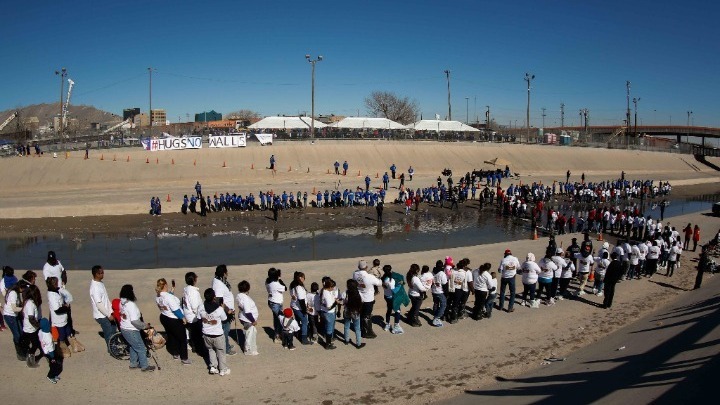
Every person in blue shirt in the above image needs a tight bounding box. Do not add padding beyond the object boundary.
[383,172,389,191]
[364,175,371,192]
[334,161,340,175]
[259,192,266,210]
[302,192,307,208]
[189,195,197,214]
[206,196,213,212]
[316,191,322,208]
[154,197,162,216]
[348,190,355,207]
[150,197,156,215]
[289,193,295,208]
[195,181,202,198]
[281,191,288,209]
[379,188,386,203]
[342,161,349,176]
[408,166,414,181]
[248,193,255,210]
[270,154,276,170]
[181,195,188,215]
[323,190,330,207]
[213,195,220,212]
[390,164,396,179]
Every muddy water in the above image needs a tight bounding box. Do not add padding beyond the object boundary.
[1,195,716,270]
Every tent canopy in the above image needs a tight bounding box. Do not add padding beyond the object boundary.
[410,120,480,132]
[248,116,327,130]
[330,117,407,130]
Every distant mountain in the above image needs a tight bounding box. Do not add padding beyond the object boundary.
[0,103,121,134]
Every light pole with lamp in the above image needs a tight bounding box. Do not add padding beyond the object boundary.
[444,70,451,120]
[54,68,67,145]
[525,73,534,143]
[306,54,323,138]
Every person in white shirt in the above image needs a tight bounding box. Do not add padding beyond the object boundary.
[432,263,449,326]
[593,251,611,296]
[278,308,301,350]
[538,251,558,305]
[558,253,575,299]
[236,280,259,356]
[498,249,521,312]
[454,259,473,320]
[574,250,594,295]
[119,284,155,372]
[265,267,287,344]
[320,278,340,350]
[155,278,189,364]
[43,251,78,348]
[89,265,116,353]
[646,240,661,277]
[306,282,320,342]
[341,279,366,349]
[212,265,237,356]
[39,317,63,383]
[521,253,540,307]
[21,284,43,368]
[471,263,493,320]
[198,288,230,376]
[628,243,641,280]
[289,272,313,345]
[407,264,426,327]
[485,273,498,317]
[47,276,71,355]
[667,241,682,277]
[3,277,26,360]
[183,272,209,363]
[352,260,382,339]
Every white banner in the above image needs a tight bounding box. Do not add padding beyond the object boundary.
[143,135,202,151]
[254,133,274,145]
[209,133,246,148]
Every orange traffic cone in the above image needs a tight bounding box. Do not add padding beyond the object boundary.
[327,169,330,174]
[357,170,361,177]
[251,163,254,169]
[588,270,595,282]
[307,167,310,173]
[193,159,196,166]
[113,155,116,161]
[288,166,292,172]
[376,172,379,178]
[127,156,130,162]
[146,158,149,164]
[171,158,174,165]
[65,152,68,159]
[312,187,316,194]
[532,228,538,240]
[223,161,226,168]
[597,232,604,241]
[156,158,159,164]
[166,194,171,202]
[100,154,104,161]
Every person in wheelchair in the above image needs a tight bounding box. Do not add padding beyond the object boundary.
[118,285,155,372]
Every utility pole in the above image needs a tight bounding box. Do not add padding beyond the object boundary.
[633,97,641,137]
[485,106,490,129]
[306,54,323,138]
[525,73,535,143]
[579,109,584,130]
[560,103,565,128]
[686,110,693,144]
[474,96,477,124]
[444,70,452,120]
[541,107,546,129]
[626,80,631,147]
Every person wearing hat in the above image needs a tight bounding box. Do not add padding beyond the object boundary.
[352,260,382,339]
[498,249,520,313]
[39,318,63,383]
[277,308,300,350]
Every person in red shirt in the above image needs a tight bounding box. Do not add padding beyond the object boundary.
[683,223,693,250]
[693,225,701,251]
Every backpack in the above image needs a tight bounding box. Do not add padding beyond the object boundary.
[111,298,122,324]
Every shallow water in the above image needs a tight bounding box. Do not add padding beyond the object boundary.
[2,194,717,270]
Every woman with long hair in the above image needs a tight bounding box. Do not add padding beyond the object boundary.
[155,278,189,364]
[119,284,155,372]
[3,276,25,360]
[20,284,42,367]
[320,278,339,349]
[407,264,426,327]
[265,268,286,343]
[342,279,365,349]
[289,271,312,345]
[46,276,72,356]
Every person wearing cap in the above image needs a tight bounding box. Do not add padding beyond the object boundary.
[89,265,116,353]
[198,288,229,376]
[498,249,520,313]
[352,260,382,339]
[277,308,300,350]
[39,317,63,383]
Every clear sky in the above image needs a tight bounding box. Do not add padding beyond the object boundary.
[2,0,718,127]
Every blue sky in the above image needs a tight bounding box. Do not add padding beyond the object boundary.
[1,0,718,127]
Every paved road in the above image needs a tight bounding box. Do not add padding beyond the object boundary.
[436,274,720,405]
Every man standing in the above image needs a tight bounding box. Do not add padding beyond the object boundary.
[353,260,382,339]
[498,249,520,313]
[566,170,570,183]
[334,161,340,175]
[376,201,383,223]
[390,163,397,179]
[195,181,202,198]
[212,265,237,356]
[602,252,623,309]
[365,175,371,192]
[89,265,116,352]
[342,160,349,176]
[269,154,276,171]
[383,172,390,191]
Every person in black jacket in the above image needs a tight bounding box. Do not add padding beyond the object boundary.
[602,252,623,309]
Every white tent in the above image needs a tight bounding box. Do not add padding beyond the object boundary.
[410,120,480,132]
[248,116,328,130]
[330,117,407,130]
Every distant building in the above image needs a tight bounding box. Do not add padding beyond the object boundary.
[207,120,239,129]
[317,114,344,124]
[134,113,150,127]
[195,110,222,123]
[123,108,141,121]
[150,109,166,126]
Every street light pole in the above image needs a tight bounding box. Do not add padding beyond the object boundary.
[465,97,469,125]
[525,73,534,143]
[633,97,641,138]
[444,70,451,120]
[687,110,693,144]
[485,106,490,129]
[148,67,153,139]
[54,68,67,144]
[560,103,565,128]
[306,54,323,138]
[541,107,546,129]
[626,80,631,147]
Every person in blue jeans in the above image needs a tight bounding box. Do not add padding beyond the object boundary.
[320,278,339,350]
[118,284,154,372]
[484,272,498,318]
[342,279,365,349]
[498,249,520,313]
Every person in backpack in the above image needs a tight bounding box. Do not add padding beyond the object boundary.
[277,308,300,350]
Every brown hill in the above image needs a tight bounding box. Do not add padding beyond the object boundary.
[0,103,120,134]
